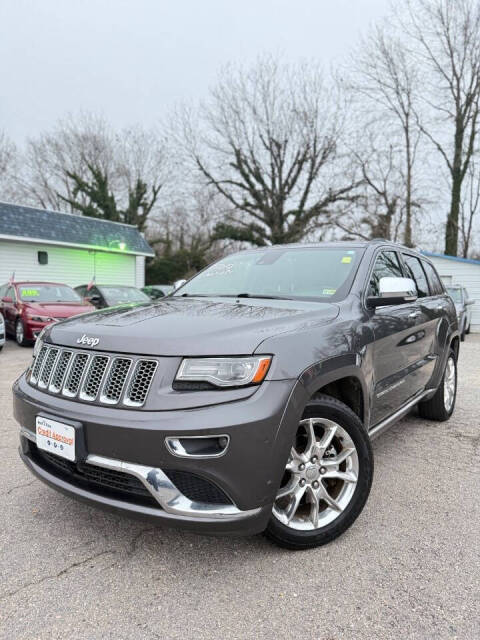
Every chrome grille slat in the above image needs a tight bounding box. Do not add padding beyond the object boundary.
[79,355,110,401]
[30,345,48,383]
[62,353,90,397]
[38,348,60,389]
[124,360,158,407]
[100,358,132,405]
[49,350,73,393]
[28,346,156,408]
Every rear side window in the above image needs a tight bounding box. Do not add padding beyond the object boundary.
[422,261,444,295]
[403,255,429,297]
[368,251,403,296]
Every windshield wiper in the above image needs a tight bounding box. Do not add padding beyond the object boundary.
[178,292,293,300]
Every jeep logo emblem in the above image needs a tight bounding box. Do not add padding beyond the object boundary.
[76,334,100,347]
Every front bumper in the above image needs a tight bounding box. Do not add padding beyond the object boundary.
[14,373,300,535]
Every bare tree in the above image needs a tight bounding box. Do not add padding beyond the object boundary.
[15,113,114,211]
[146,186,225,282]
[403,0,480,256]
[459,159,480,257]
[178,56,359,246]
[353,26,421,246]
[334,131,408,242]
[15,114,168,231]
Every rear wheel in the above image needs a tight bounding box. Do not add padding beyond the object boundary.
[265,395,373,550]
[418,350,457,421]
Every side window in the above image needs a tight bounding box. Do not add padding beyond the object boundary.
[76,286,86,297]
[403,255,429,297]
[6,286,16,302]
[422,261,444,296]
[368,251,403,296]
[0,284,6,298]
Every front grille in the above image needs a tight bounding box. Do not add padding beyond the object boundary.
[31,444,159,508]
[28,345,158,408]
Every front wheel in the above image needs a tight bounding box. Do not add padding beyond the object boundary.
[15,320,30,347]
[265,395,373,550]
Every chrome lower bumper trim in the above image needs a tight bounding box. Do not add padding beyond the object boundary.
[20,428,259,521]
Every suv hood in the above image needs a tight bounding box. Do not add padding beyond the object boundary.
[47,297,339,356]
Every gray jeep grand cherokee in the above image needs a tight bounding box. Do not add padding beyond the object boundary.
[13,241,459,549]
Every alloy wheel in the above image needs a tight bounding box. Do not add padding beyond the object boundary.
[443,356,456,412]
[16,321,24,345]
[273,418,359,531]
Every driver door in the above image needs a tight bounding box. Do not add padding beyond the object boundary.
[368,250,425,425]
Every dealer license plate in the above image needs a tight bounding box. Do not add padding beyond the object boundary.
[36,416,76,462]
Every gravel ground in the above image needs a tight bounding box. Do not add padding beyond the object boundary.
[0,337,479,640]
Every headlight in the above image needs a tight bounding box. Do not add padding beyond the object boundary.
[28,314,52,322]
[176,356,272,387]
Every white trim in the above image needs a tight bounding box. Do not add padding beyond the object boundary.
[0,234,154,257]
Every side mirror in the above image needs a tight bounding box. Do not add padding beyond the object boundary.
[465,299,475,307]
[1,296,13,303]
[367,277,418,308]
[173,279,187,291]
[86,294,101,304]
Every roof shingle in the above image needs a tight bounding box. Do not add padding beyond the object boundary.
[0,201,154,256]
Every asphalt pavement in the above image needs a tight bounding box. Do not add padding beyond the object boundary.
[0,337,479,640]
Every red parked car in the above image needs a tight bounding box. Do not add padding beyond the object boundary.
[0,281,94,346]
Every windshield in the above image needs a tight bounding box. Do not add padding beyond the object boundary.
[447,288,463,303]
[18,284,82,303]
[100,286,150,306]
[175,247,362,302]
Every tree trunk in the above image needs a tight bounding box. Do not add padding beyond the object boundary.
[445,164,462,256]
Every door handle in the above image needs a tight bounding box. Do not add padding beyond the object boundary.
[408,311,420,319]
[436,305,444,311]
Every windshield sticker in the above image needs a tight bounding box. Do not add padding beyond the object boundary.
[341,256,352,264]
[203,263,235,278]
[322,288,336,295]
[21,288,40,297]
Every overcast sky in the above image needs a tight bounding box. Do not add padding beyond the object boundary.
[0,0,390,143]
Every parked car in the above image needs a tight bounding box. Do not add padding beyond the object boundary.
[446,285,474,341]
[14,241,459,549]
[142,285,174,300]
[0,281,94,346]
[0,313,5,351]
[75,284,150,309]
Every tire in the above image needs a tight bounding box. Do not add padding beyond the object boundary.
[466,322,471,335]
[460,324,466,342]
[15,319,30,347]
[418,349,457,421]
[265,395,373,550]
